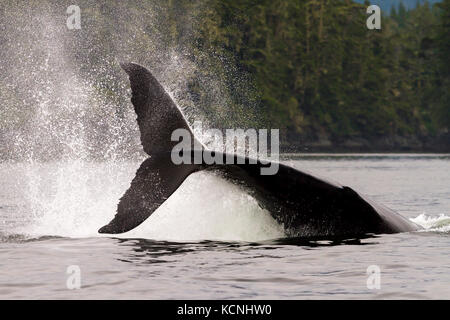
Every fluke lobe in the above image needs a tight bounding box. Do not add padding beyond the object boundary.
[98,62,420,237]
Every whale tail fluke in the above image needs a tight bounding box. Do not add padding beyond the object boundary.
[119,62,199,155]
[98,154,198,234]
[99,63,201,234]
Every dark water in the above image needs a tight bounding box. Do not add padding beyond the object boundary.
[0,154,449,299]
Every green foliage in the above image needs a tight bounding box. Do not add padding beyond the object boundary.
[1,0,448,151]
[194,0,449,144]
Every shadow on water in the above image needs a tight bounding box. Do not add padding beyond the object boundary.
[269,234,380,247]
[112,234,380,264]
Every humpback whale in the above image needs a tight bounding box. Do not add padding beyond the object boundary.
[98,62,420,237]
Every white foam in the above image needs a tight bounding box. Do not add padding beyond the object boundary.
[124,171,285,241]
[17,161,285,242]
[410,213,450,233]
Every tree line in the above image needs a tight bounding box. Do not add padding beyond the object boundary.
[190,0,449,151]
[0,0,448,158]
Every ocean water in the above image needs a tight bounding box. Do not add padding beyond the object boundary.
[0,154,449,299]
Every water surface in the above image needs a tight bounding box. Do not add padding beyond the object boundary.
[0,154,449,299]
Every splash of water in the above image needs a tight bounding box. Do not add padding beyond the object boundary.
[411,213,450,233]
[11,162,284,241]
[0,1,275,241]
[0,1,261,162]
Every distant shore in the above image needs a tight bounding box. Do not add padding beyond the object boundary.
[282,132,450,153]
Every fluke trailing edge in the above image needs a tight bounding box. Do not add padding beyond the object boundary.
[98,62,421,237]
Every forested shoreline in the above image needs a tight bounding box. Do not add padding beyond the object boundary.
[0,0,449,159]
[193,0,450,151]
